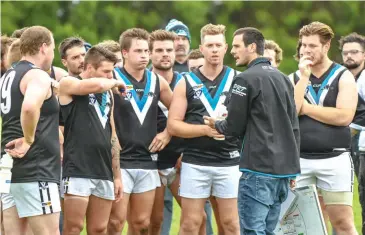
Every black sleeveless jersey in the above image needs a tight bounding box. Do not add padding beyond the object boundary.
[114,67,160,169]
[183,66,240,166]
[352,69,365,127]
[291,63,351,159]
[0,60,61,183]
[49,66,64,126]
[49,66,56,80]
[61,77,113,181]
[156,72,184,169]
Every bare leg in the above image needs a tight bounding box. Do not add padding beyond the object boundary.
[2,206,29,235]
[179,197,207,235]
[63,194,88,235]
[86,195,113,235]
[128,190,156,235]
[149,185,166,235]
[107,193,130,235]
[27,212,60,235]
[215,198,240,235]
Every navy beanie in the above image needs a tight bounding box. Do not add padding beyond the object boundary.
[165,19,191,43]
[84,42,92,52]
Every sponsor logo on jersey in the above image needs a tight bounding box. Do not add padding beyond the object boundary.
[193,84,203,90]
[39,182,49,190]
[42,201,52,207]
[89,96,96,105]
[229,150,240,158]
[125,85,134,101]
[193,84,203,98]
[232,84,247,96]
[151,154,158,161]
[194,89,202,99]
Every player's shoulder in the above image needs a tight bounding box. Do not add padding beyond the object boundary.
[59,75,80,85]
[52,66,68,81]
[224,65,240,75]
[25,67,50,80]
[146,68,160,81]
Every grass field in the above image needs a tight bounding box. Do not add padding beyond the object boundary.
[353,179,362,233]
[0,119,361,234]
[81,197,216,235]
[81,181,362,234]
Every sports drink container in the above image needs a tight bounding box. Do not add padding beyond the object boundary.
[214,103,227,141]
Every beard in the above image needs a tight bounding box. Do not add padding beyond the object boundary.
[344,60,361,70]
[153,63,173,71]
[70,65,83,76]
[235,56,249,67]
[310,52,324,67]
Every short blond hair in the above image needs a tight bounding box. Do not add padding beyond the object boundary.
[149,30,177,51]
[265,40,283,65]
[187,49,204,60]
[84,45,118,70]
[20,26,53,56]
[98,40,121,53]
[1,35,16,60]
[11,27,29,38]
[200,24,226,42]
[299,21,334,45]
[7,39,21,67]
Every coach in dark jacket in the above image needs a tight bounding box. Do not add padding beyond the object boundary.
[204,27,300,235]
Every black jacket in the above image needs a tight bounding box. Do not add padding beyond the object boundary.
[215,58,300,177]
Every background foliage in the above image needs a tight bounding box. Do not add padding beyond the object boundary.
[1,1,365,74]
[1,1,365,233]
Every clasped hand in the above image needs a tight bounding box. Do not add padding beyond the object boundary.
[203,116,224,139]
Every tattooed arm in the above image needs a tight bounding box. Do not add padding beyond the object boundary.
[111,135,121,179]
[110,92,123,201]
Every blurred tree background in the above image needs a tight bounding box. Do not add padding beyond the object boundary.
[1,1,364,74]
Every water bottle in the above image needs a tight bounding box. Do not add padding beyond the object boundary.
[0,154,13,193]
[214,103,228,141]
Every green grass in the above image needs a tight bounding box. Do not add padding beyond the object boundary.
[81,182,362,234]
[81,199,217,234]
[0,117,361,234]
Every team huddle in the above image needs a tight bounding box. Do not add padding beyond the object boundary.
[0,18,365,235]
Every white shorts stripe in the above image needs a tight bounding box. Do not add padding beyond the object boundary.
[10,182,61,218]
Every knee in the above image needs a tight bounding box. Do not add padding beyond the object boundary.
[331,217,355,233]
[87,222,108,235]
[87,226,107,235]
[131,217,151,232]
[181,215,202,233]
[149,214,164,230]
[64,223,84,234]
[220,217,240,233]
[64,218,84,234]
[108,217,126,233]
